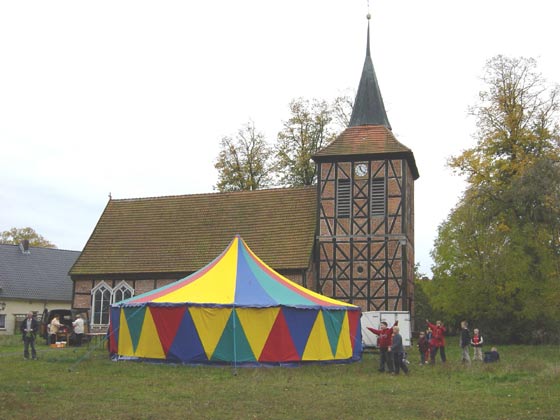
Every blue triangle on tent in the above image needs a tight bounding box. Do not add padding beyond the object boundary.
[282,307,319,358]
[211,310,255,363]
[234,244,277,306]
[109,307,121,350]
[167,308,208,363]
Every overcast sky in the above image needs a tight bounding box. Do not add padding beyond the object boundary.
[1,0,559,275]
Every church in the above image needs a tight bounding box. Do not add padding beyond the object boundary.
[69,16,419,331]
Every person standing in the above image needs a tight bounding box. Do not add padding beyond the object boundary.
[20,312,39,360]
[367,320,398,373]
[426,319,447,364]
[72,314,85,346]
[460,320,471,364]
[417,331,430,365]
[471,328,484,361]
[49,315,62,345]
[390,326,409,375]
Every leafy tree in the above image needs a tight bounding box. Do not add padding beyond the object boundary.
[430,56,560,344]
[0,227,56,248]
[331,90,355,131]
[274,98,339,186]
[411,264,438,333]
[214,121,273,192]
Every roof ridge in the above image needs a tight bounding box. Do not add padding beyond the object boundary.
[110,185,316,202]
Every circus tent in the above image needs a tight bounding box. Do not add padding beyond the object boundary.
[108,235,362,365]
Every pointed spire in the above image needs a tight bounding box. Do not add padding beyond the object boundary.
[349,14,392,130]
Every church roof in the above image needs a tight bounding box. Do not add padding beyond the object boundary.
[348,18,391,129]
[70,186,317,276]
[313,125,419,179]
[313,16,419,180]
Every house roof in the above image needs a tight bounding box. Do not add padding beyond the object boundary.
[0,244,79,301]
[70,186,317,276]
[312,126,420,179]
[349,18,391,129]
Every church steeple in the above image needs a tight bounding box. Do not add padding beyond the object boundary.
[348,14,391,130]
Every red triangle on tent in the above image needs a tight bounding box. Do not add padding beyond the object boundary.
[149,306,187,356]
[259,310,300,362]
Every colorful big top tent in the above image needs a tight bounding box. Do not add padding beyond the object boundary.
[109,235,362,365]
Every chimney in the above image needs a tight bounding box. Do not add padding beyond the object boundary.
[19,240,31,255]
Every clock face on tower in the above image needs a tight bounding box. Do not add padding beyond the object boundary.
[355,163,368,177]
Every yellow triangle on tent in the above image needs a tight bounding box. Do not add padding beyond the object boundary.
[118,309,135,357]
[134,307,165,359]
[302,311,333,361]
[152,241,238,304]
[189,307,232,359]
[334,311,353,359]
[236,307,280,360]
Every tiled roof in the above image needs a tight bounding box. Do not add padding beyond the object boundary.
[70,186,317,276]
[313,126,419,179]
[0,244,79,301]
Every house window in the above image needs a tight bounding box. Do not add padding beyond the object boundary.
[371,178,385,216]
[0,314,5,330]
[92,283,112,325]
[337,179,351,218]
[112,281,134,304]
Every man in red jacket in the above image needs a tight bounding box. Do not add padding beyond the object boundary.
[426,319,447,364]
[368,320,398,373]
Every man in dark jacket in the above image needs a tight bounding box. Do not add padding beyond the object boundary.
[20,312,39,360]
[368,320,398,373]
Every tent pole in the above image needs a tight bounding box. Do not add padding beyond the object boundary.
[232,305,238,375]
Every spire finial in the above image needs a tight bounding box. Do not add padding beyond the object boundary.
[367,0,371,20]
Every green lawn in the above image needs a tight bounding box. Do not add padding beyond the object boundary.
[0,336,558,420]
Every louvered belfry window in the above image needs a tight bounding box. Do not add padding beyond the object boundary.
[371,178,385,216]
[337,179,351,218]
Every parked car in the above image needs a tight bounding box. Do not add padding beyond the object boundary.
[40,308,90,345]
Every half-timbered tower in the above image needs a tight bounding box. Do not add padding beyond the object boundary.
[312,17,419,312]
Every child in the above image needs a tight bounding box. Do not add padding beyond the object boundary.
[417,331,430,365]
[484,346,500,363]
[390,326,409,375]
[367,320,398,373]
[426,319,447,363]
[471,328,484,361]
[460,320,471,364]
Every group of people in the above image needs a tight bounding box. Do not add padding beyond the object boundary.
[368,318,500,373]
[20,311,86,360]
[47,314,84,346]
[367,320,409,375]
[418,319,499,365]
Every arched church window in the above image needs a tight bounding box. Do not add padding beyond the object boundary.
[112,281,134,304]
[91,282,112,325]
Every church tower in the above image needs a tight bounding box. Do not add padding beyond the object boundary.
[312,15,419,312]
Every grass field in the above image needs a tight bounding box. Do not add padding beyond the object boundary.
[0,336,558,420]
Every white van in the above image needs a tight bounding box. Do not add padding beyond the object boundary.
[361,311,411,348]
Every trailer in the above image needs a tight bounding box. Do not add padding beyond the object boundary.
[361,311,412,348]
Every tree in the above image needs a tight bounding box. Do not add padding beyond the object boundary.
[214,121,273,192]
[274,98,338,187]
[0,227,56,248]
[429,56,560,343]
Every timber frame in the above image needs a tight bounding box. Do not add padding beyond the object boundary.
[315,156,415,312]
